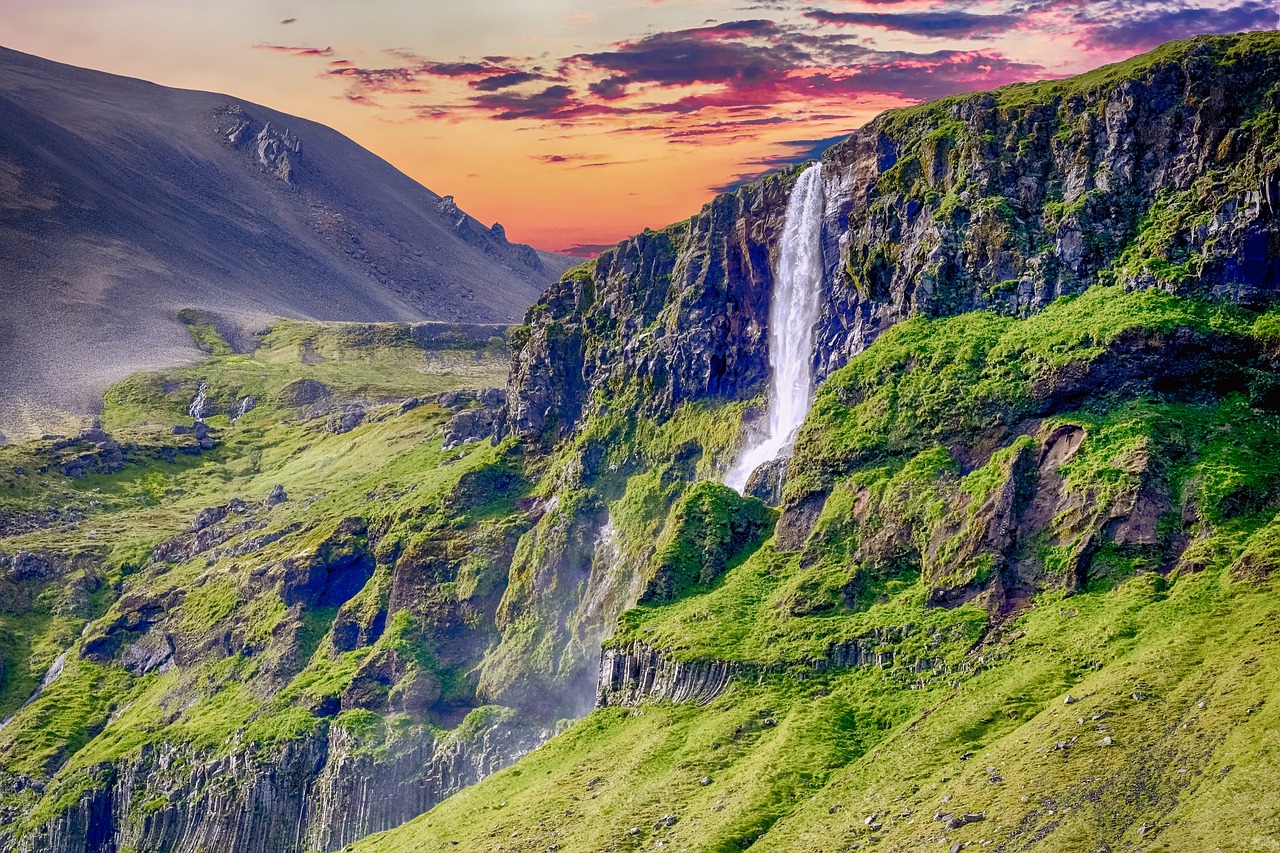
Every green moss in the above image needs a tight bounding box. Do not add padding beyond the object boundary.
[639,481,776,605]
[177,309,234,357]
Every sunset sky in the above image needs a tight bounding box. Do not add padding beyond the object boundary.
[1,1,1276,253]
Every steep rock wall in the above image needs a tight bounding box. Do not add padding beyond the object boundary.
[11,719,543,853]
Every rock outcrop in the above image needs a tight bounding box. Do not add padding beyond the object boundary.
[598,626,961,709]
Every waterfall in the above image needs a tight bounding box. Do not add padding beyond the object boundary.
[726,163,826,492]
[0,635,79,732]
[188,381,210,421]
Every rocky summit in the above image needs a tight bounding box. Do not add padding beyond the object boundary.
[1,30,1280,853]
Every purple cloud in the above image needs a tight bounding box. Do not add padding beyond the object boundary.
[805,9,1019,38]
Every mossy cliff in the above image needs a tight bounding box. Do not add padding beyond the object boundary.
[4,31,1280,853]
[505,32,1280,442]
[0,321,553,852]
[354,285,1280,853]
[344,33,1280,852]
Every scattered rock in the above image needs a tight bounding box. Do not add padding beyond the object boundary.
[8,550,58,582]
[189,504,231,533]
[326,403,366,434]
[1064,694,1077,705]
[443,406,499,449]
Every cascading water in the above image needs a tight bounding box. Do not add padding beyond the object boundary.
[188,381,210,421]
[726,162,826,492]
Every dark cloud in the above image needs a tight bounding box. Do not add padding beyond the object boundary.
[805,9,1020,38]
[570,20,804,88]
[472,71,544,91]
[297,16,1043,125]
[327,65,419,91]
[1079,1,1278,51]
[588,75,630,100]
[280,18,297,25]
[320,54,535,102]
[473,84,585,120]
[532,153,602,164]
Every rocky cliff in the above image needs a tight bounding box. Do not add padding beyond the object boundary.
[478,30,1280,739]
[505,32,1280,443]
[13,715,544,853]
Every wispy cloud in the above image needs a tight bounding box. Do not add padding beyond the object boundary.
[1067,0,1280,51]
[254,43,334,57]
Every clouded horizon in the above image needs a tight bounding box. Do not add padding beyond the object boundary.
[2,0,1276,253]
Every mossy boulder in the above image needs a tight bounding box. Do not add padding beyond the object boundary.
[640,481,777,605]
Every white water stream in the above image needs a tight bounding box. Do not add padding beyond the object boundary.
[188,381,209,421]
[726,163,827,492]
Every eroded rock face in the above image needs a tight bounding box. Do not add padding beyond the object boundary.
[598,625,962,709]
[505,170,796,441]
[10,718,546,853]
[442,390,506,449]
[216,105,303,184]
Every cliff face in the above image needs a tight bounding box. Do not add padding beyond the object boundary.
[505,33,1280,442]
[505,171,796,440]
[812,35,1280,381]
[14,719,543,853]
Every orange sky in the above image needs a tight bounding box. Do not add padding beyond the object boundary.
[1,0,1275,253]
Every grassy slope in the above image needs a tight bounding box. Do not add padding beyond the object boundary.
[356,566,1280,853]
[353,285,1280,852]
[0,317,513,828]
